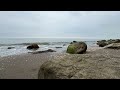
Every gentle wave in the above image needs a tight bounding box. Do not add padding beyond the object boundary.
[0,41,97,57]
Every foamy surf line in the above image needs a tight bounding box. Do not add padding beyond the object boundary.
[0,41,97,57]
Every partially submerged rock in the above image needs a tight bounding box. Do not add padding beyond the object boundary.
[55,47,62,48]
[8,47,15,49]
[28,49,56,54]
[63,44,66,46]
[27,44,39,50]
[67,42,87,54]
[47,49,56,52]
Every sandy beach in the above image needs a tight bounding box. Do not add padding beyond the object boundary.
[0,52,56,79]
[1,11,120,79]
[0,46,120,79]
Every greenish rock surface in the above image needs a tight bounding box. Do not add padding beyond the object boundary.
[67,42,87,54]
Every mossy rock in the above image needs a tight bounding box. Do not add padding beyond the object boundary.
[67,42,87,54]
[67,44,76,54]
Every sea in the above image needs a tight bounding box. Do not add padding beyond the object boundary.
[0,38,99,57]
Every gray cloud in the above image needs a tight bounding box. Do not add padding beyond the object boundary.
[0,11,120,39]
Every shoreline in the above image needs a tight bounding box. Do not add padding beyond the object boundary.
[0,40,97,57]
[0,45,101,58]
[0,46,105,79]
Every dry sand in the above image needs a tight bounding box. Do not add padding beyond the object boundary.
[0,46,120,79]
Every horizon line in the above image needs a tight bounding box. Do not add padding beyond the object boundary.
[0,37,102,39]
[0,37,119,40]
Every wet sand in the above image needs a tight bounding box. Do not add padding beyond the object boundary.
[0,53,55,79]
[1,46,119,79]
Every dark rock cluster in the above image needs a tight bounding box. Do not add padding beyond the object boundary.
[97,39,120,47]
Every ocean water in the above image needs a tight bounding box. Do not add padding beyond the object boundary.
[0,38,98,57]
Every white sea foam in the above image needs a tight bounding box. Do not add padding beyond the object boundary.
[0,38,97,57]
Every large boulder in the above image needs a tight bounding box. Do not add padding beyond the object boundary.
[105,43,120,49]
[27,43,39,50]
[38,53,120,79]
[38,55,81,79]
[67,42,87,54]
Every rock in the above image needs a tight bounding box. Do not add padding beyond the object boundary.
[28,49,56,54]
[38,53,120,79]
[27,43,39,50]
[63,44,66,46]
[114,39,120,43]
[55,47,62,48]
[70,41,77,44]
[105,43,120,49]
[67,42,87,54]
[38,56,79,79]
[47,49,56,52]
[97,39,120,47]
[8,47,15,49]
[107,39,118,44]
[73,41,77,43]
[98,42,108,47]
[97,40,108,47]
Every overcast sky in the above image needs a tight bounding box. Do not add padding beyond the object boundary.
[0,11,120,39]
